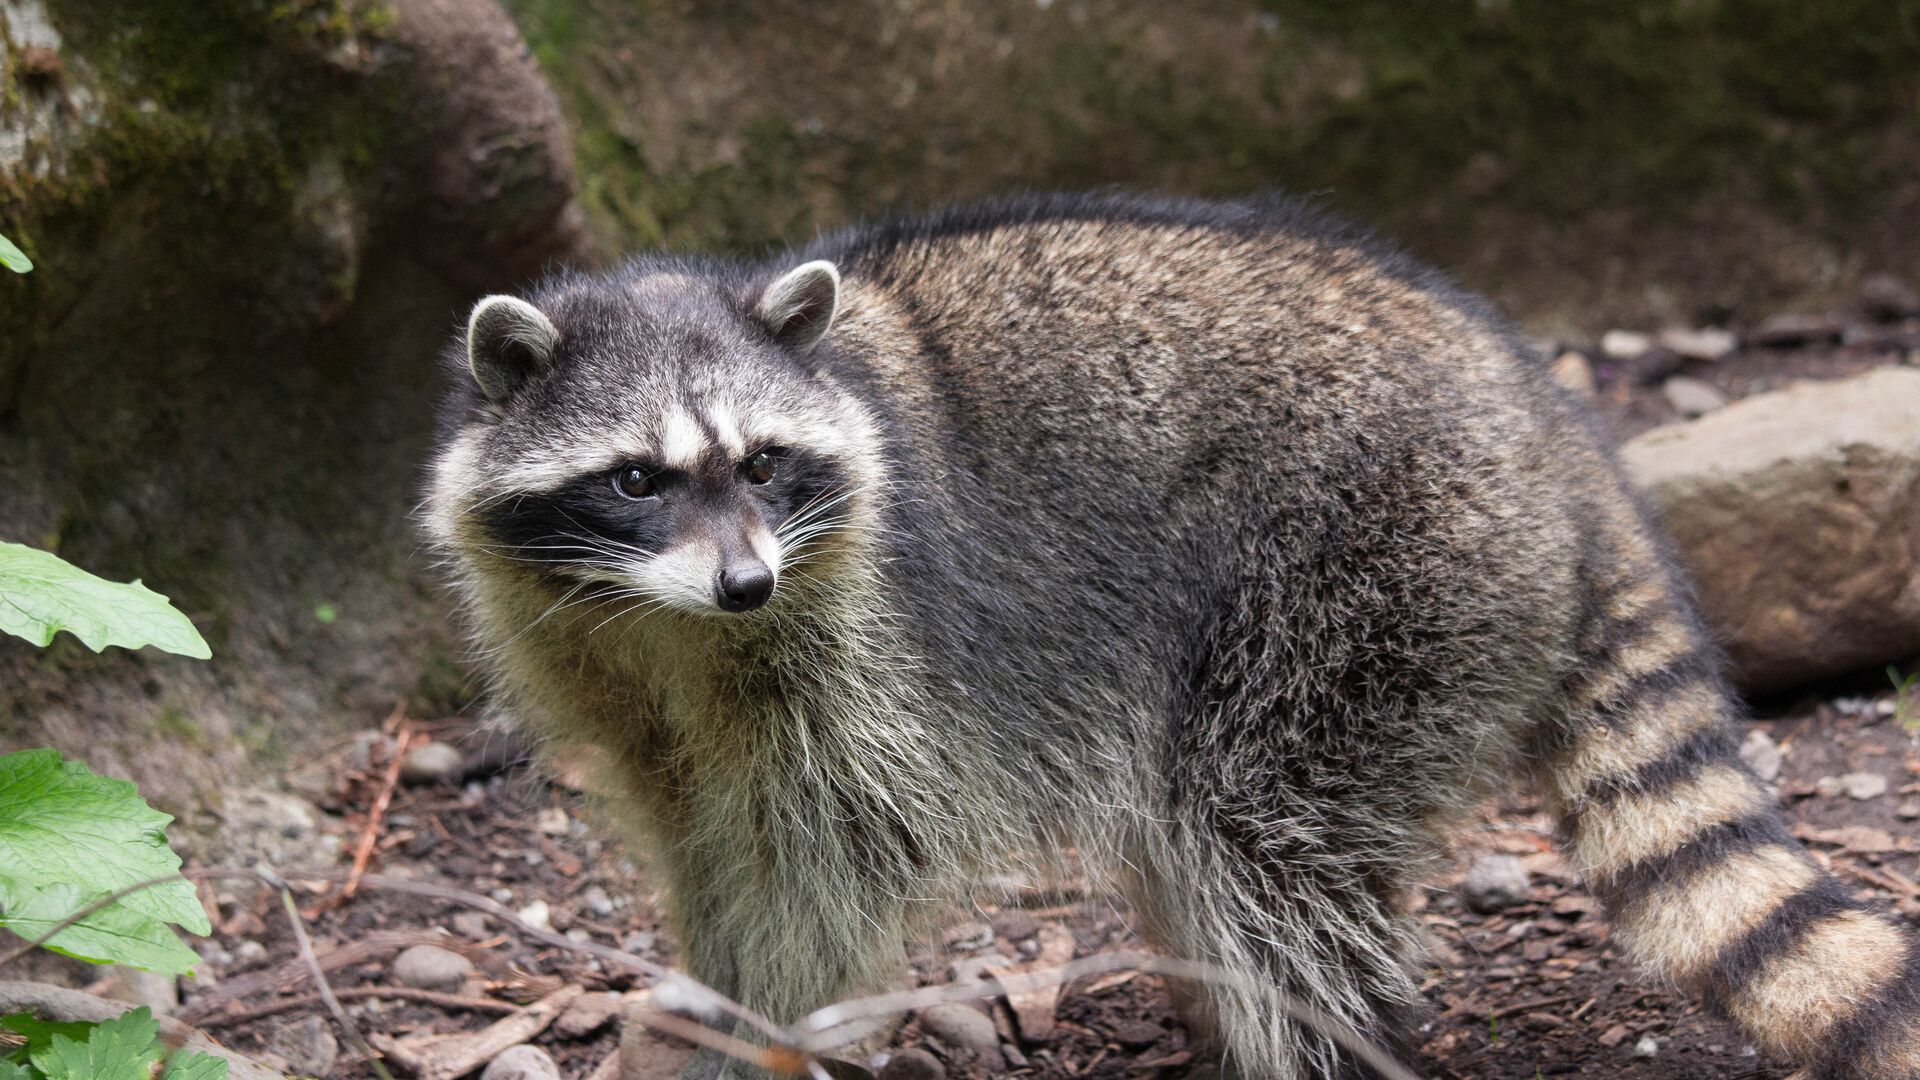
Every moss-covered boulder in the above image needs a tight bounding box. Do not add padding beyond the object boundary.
[0,0,583,806]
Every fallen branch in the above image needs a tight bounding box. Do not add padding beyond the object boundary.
[370,984,580,1080]
[180,929,447,1024]
[196,985,519,1029]
[344,713,414,901]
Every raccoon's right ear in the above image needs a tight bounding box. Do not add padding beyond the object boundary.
[466,295,559,401]
[754,260,840,356]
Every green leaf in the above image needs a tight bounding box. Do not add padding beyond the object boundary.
[160,1050,227,1080]
[0,542,209,657]
[0,750,210,971]
[0,235,30,274]
[0,880,202,973]
[0,1059,34,1080]
[2,1015,98,1062]
[30,1009,161,1080]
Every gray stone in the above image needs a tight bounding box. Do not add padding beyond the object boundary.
[1750,313,1841,347]
[1656,327,1738,362]
[1861,274,1920,320]
[1551,352,1596,397]
[1661,375,1729,417]
[266,1015,339,1077]
[401,740,465,785]
[1600,330,1651,360]
[1634,1034,1661,1057]
[1738,729,1782,783]
[1460,854,1531,913]
[391,944,474,990]
[451,911,493,939]
[582,884,616,917]
[878,1047,946,1080]
[918,1003,1001,1063]
[1622,369,1920,693]
[1841,771,1889,800]
[481,1044,561,1080]
[555,990,623,1038]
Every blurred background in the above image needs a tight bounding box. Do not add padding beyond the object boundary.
[0,0,1916,859]
[3,4,1919,1076]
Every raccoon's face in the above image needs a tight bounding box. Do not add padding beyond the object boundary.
[430,259,881,619]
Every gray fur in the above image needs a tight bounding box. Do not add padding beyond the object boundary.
[426,193,1920,1078]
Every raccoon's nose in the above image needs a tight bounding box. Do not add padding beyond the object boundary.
[716,564,775,613]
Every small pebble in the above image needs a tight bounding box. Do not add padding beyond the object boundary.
[451,911,492,939]
[1815,775,1845,799]
[1634,1034,1660,1058]
[1600,330,1651,360]
[401,740,465,785]
[878,1047,945,1080]
[266,1015,338,1076]
[1897,800,1920,821]
[490,887,514,903]
[391,944,474,991]
[1656,326,1737,362]
[517,899,553,932]
[918,1003,1000,1060]
[535,806,570,835]
[481,1044,561,1080]
[1739,728,1782,782]
[1842,772,1889,800]
[1460,854,1531,913]
[1550,352,1596,397]
[623,930,659,954]
[1662,375,1729,417]
[582,884,616,917]
[555,990,623,1038]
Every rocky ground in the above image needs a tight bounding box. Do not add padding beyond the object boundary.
[10,289,1920,1079]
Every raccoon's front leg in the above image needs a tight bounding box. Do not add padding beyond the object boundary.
[660,830,915,1077]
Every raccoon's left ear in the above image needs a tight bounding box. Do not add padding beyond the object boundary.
[754,260,840,355]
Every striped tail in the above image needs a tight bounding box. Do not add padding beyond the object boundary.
[1541,533,1920,1078]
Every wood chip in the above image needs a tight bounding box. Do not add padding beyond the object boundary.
[371,984,581,1080]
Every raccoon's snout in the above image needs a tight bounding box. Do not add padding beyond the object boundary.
[716,562,775,613]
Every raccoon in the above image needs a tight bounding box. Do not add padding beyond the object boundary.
[425,193,1920,1078]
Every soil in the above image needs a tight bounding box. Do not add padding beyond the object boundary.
[13,307,1920,1080]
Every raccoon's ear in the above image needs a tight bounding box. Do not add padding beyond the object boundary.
[466,295,558,401]
[755,260,840,355]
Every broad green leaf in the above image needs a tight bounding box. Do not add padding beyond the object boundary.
[0,235,29,274]
[161,1050,227,1080]
[30,1009,160,1080]
[0,1059,32,1080]
[0,542,209,657]
[0,750,210,971]
[0,880,201,973]
[1,1015,96,1062]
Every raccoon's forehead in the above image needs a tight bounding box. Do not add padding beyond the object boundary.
[481,387,851,493]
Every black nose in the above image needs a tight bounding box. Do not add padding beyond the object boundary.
[715,564,775,612]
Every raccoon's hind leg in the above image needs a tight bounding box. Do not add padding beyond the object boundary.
[1126,781,1429,1078]
[1540,518,1920,1077]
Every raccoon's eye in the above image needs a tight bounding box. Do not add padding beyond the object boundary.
[744,450,779,485]
[613,465,658,500]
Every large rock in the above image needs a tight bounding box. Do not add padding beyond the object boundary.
[0,0,584,804]
[1623,368,1920,693]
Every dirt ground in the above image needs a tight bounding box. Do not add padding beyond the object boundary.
[27,308,1920,1079]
